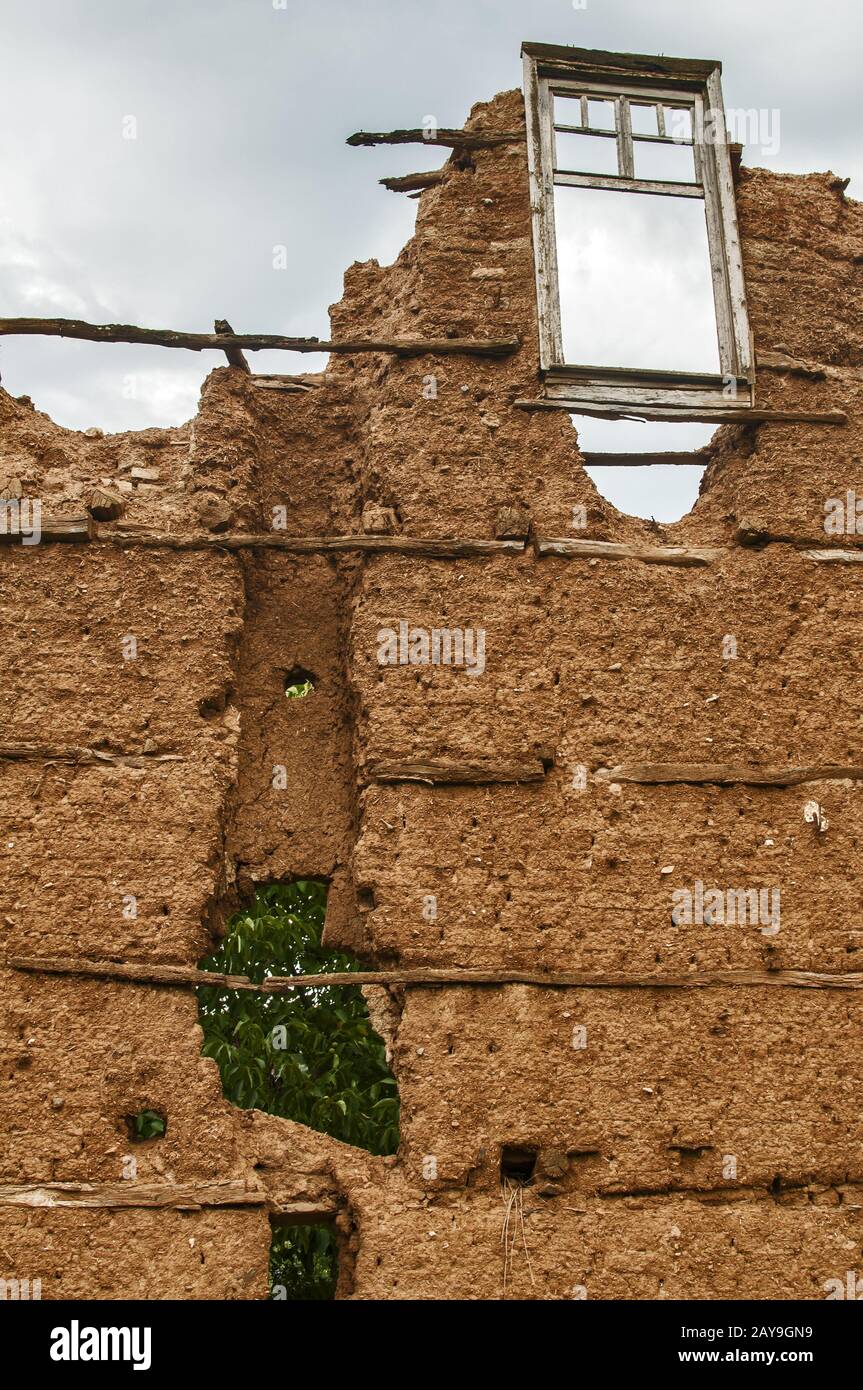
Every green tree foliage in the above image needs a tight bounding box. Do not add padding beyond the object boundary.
[126,1109,167,1141]
[269,1225,340,1301]
[196,879,398,1298]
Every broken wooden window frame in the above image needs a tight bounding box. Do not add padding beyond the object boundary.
[522,43,755,415]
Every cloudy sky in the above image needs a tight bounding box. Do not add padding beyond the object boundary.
[1,0,859,518]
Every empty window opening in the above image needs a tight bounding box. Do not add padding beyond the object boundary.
[500,1145,538,1185]
[284,666,316,699]
[269,1218,339,1302]
[574,415,716,522]
[125,1109,167,1142]
[554,187,720,373]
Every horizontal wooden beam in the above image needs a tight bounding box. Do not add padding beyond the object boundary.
[263,968,863,995]
[522,41,720,83]
[582,451,707,467]
[0,1180,267,1211]
[7,523,860,569]
[804,549,863,564]
[8,955,863,994]
[516,399,848,424]
[0,317,519,359]
[98,530,526,557]
[598,761,863,788]
[756,350,857,381]
[0,515,91,543]
[250,374,320,392]
[8,956,263,991]
[0,743,181,767]
[367,758,546,785]
[380,170,445,193]
[347,127,523,150]
[554,170,703,199]
[269,1200,340,1225]
[537,537,721,566]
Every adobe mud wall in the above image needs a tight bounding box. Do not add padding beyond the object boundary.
[1,82,862,1299]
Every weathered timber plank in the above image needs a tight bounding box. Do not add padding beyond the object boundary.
[804,549,863,563]
[7,956,260,990]
[0,1181,267,1211]
[9,956,863,994]
[0,318,519,358]
[367,759,546,784]
[98,531,526,556]
[0,515,91,543]
[347,127,523,149]
[581,451,708,467]
[380,170,445,193]
[598,762,863,787]
[537,537,721,566]
[0,744,181,767]
[516,399,848,424]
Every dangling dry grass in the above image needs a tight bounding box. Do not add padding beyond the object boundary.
[501,1177,535,1294]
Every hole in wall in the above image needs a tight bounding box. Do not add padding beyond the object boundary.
[197,879,399,1297]
[269,1217,340,1302]
[124,1109,167,1142]
[573,415,717,522]
[500,1144,538,1185]
[199,686,234,718]
[197,880,398,1149]
[283,666,316,699]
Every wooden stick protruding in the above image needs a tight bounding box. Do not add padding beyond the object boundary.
[0,317,519,358]
[347,127,523,150]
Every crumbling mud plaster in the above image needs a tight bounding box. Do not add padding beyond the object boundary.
[1,73,862,1300]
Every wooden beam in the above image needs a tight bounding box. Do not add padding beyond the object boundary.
[213,318,250,373]
[0,744,181,767]
[554,171,702,199]
[8,955,863,994]
[0,515,91,543]
[249,372,322,390]
[367,758,546,785]
[521,42,721,84]
[537,537,721,566]
[7,956,262,991]
[98,530,526,557]
[347,127,523,150]
[0,318,519,359]
[804,549,863,563]
[516,399,848,424]
[581,451,708,467]
[758,351,862,381]
[250,378,315,393]
[270,1201,339,1227]
[757,350,829,380]
[598,761,863,788]
[380,170,445,193]
[12,523,862,567]
[0,1180,267,1211]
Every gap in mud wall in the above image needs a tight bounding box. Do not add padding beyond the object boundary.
[573,415,718,522]
[269,1217,341,1302]
[195,879,399,1300]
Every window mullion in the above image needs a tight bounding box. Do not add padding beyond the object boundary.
[616,96,634,177]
